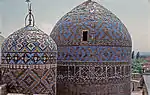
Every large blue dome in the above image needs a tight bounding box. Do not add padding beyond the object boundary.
[50,0,132,62]
[51,1,132,95]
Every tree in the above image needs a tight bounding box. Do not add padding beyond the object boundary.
[132,51,134,59]
[136,52,140,59]
[132,58,147,74]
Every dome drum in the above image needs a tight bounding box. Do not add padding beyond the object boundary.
[56,62,131,95]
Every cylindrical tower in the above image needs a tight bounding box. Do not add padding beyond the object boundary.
[50,0,132,95]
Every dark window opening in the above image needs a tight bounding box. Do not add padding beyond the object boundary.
[83,31,88,41]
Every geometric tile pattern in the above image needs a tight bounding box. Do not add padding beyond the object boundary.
[50,0,132,63]
[2,52,56,64]
[51,1,132,47]
[58,46,131,62]
[1,26,57,65]
[50,0,132,95]
[1,67,56,94]
[1,25,57,94]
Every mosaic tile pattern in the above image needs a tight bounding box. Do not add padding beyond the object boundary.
[2,52,56,64]
[58,46,131,62]
[1,25,57,94]
[2,68,56,94]
[2,26,57,65]
[50,0,132,62]
[50,0,132,95]
[51,1,132,47]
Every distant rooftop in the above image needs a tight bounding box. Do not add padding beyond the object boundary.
[140,52,150,57]
[143,74,150,95]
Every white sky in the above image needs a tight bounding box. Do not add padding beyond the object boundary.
[0,0,149,52]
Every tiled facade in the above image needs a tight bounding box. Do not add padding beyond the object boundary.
[0,0,132,95]
[50,0,132,95]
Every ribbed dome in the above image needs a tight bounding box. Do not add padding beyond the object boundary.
[51,0,132,46]
[2,25,57,64]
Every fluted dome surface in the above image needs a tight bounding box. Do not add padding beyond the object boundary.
[2,26,57,64]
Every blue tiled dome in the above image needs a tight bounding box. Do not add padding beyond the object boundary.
[1,2,57,94]
[50,0,132,62]
[2,25,57,64]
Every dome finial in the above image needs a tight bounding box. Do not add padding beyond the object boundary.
[25,0,35,26]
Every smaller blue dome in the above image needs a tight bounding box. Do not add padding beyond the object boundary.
[1,25,57,64]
